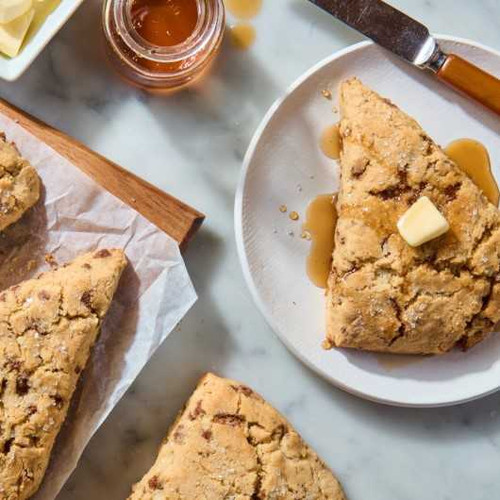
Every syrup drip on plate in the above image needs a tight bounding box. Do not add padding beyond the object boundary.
[445,138,499,206]
[229,23,256,50]
[225,0,262,50]
[320,124,341,160]
[225,0,262,19]
[302,194,337,289]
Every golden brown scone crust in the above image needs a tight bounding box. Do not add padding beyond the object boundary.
[0,134,40,232]
[0,249,127,500]
[128,373,346,500]
[326,78,500,355]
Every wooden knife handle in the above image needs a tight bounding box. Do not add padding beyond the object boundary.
[437,54,500,116]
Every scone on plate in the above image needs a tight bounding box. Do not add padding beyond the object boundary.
[0,249,127,500]
[0,133,40,231]
[326,78,500,355]
[128,373,346,500]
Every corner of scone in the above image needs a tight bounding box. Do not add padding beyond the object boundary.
[0,133,41,232]
[0,249,126,499]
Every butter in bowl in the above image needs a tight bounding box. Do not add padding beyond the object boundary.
[0,0,54,57]
[0,0,85,81]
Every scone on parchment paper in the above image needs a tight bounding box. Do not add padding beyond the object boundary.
[128,373,346,500]
[0,249,127,500]
[326,78,500,355]
[0,134,40,232]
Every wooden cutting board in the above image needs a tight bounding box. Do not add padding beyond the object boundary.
[0,99,204,250]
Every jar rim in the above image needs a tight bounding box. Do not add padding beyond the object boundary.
[103,0,225,81]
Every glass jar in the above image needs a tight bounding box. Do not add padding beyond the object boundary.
[102,0,225,92]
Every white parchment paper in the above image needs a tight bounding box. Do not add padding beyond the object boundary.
[0,115,197,499]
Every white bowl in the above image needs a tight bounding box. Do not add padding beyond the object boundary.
[0,0,85,81]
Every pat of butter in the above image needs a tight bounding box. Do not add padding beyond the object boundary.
[0,0,32,24]
[0,8,34,58]
[397,196,450,247]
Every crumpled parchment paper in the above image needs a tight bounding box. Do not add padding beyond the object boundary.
[0,114,197,500]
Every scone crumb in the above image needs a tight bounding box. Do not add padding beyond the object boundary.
[321,89,332,100]
[289,211,299,221]
[279,204,288,213]
[322,339,333,350]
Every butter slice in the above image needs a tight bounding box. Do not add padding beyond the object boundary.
[397,196,449,247]
[0,0,32,24]
[0,8,34,58]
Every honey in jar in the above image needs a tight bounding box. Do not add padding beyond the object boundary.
[102,0,225,91]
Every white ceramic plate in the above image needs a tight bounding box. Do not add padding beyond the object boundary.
[235,36,500,408]
[0,0,85,81]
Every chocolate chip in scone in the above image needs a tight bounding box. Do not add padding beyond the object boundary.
[27,405,37,415]
[172,425,185,444]
[271,424,286,441]
[82,263,92,269]
[444,182,462,202]
[51,394,64,409]
[251,475,264,500]
[21,467,35,482]
[16,376,30,396]
[239,386,254,397]
[94,249,111,259]
[148,476,163,490]
[27,320,46,336]
[350,157,369,178]
[230,384,255,398]
[2,437,14,454]
[38,290,50,301]
[213,413,245,426]
[81,290,93,309]
[201,430,212,441]
[29,435,40,447]
[189,400,206,420]
[5,358,21,371]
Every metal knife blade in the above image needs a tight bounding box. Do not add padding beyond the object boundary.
[308,0,440,69]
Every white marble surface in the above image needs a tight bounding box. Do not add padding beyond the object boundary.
[2,1,500,499]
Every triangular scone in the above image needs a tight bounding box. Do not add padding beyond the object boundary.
[0,134,40,232]
[0,249,127,500]
[128,373,346,500]
[326,78,500,355]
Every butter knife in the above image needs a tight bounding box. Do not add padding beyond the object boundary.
[308,0,500,116]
